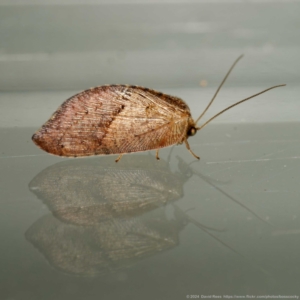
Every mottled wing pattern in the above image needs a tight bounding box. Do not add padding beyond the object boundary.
[32,85,191,157]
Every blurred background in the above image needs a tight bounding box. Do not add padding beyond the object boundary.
[1,1,300,300]
[0,0,298,91]
[1,0,298,127]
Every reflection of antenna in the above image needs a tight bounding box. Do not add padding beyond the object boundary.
[194,170,273,226]
[176,155,272,226]
[174,204,240,254]
[172,205,270,276]
[175,205,225,232]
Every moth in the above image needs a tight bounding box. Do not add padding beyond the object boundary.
[32,55,285,162]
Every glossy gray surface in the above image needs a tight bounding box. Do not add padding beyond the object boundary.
[0,1,300,300]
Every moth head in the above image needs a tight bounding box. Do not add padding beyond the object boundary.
[187,126,197,137]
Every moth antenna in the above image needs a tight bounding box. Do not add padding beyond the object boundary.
[195,54,244,125]
[196,84,286,132]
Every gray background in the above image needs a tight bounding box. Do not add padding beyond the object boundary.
[0,1,300,299]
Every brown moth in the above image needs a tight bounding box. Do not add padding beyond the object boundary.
[32,56,285,162]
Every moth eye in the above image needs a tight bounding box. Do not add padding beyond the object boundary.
[188,127,197,136]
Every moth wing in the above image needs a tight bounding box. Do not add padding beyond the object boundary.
[32,85,191,156]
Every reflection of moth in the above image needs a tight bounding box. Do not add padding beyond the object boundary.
[29,155,189,225]
[27,155,192,276]
[27,155,263,276]
[25,209,184,277]
[32,56,285,162]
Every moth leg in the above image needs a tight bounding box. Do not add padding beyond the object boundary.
[115,154,123,163]
[184,139,200,160]
[156,149,160,160]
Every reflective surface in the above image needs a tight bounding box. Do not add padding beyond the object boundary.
[1,1,300,299]
[1,119,300,299]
